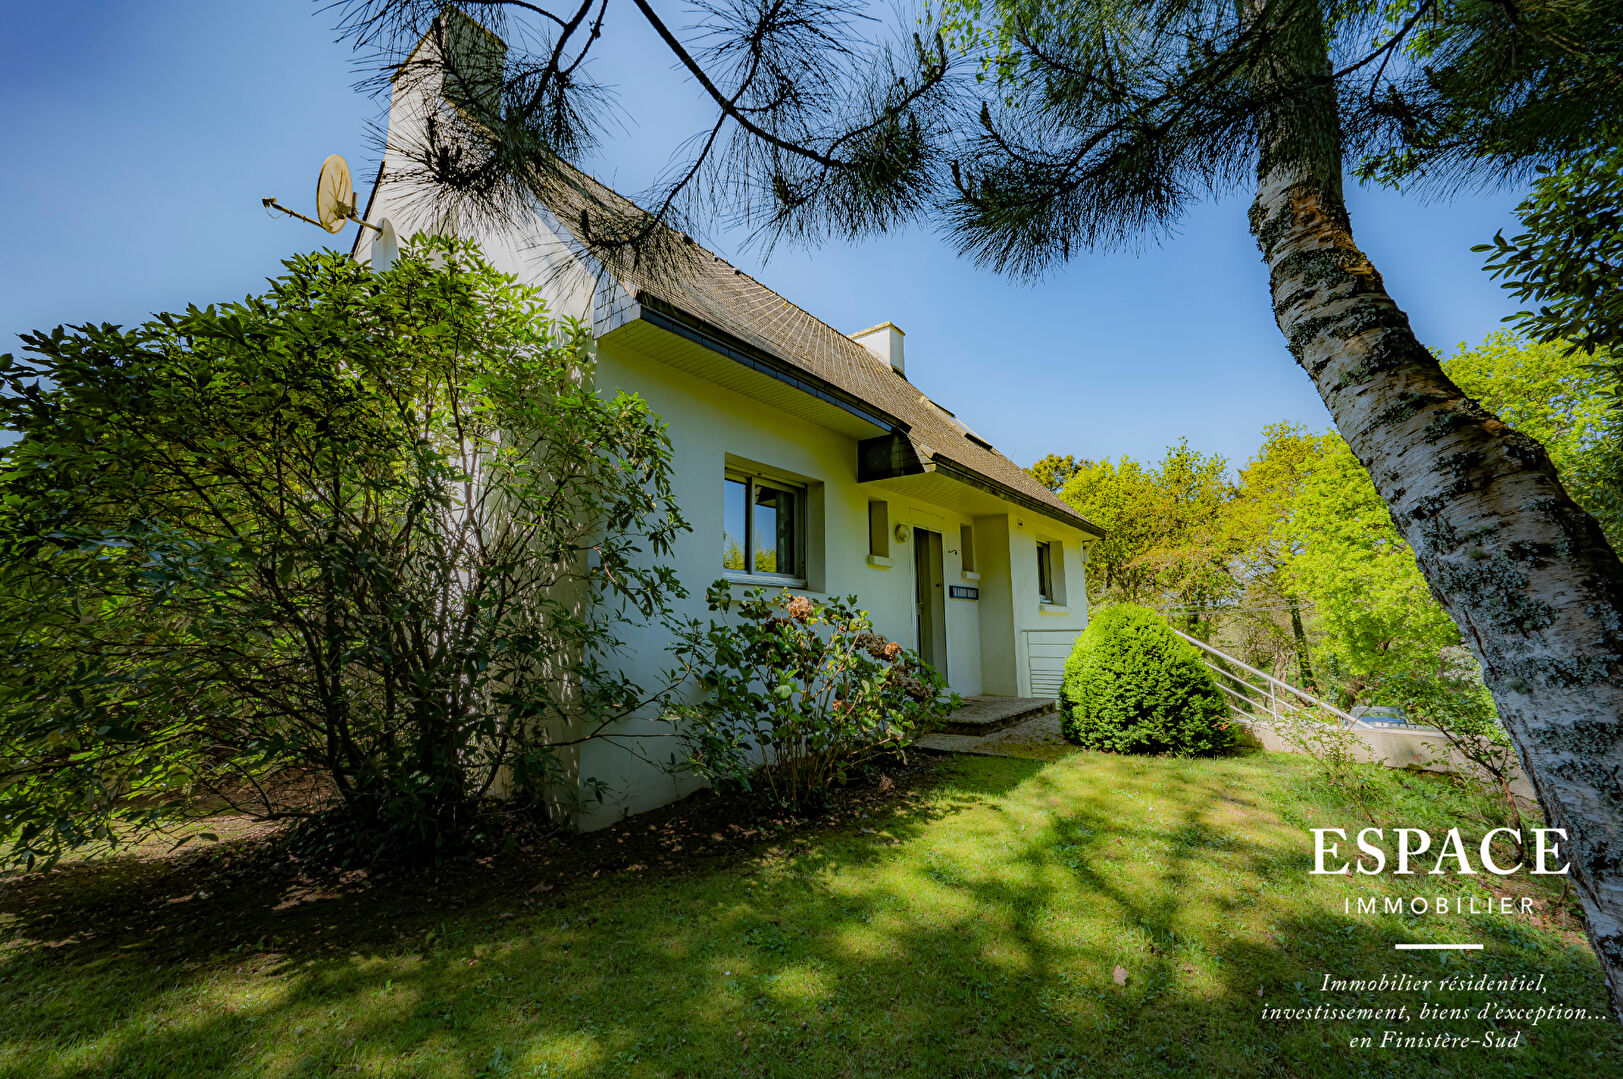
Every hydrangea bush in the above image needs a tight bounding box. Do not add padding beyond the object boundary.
[669,581,956,808]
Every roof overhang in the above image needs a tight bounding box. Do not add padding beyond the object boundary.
[857,432,1105,537]
[597,292,908,440]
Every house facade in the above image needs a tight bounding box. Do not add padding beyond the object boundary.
[354,28,1104,827]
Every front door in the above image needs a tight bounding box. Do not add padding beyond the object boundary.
[914,528,948,678]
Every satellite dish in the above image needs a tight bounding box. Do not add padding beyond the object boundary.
[315,154,355,234]
[262,154,381,239]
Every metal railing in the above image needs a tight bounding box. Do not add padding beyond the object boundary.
[1166,627,1374,732]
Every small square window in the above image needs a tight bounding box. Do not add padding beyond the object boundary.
[868,501,890,558]
[723,469,806,582]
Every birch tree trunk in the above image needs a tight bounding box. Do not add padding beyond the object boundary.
[1246,0,1623,1017]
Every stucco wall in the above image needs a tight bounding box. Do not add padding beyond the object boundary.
[581,340,1083,826]
[361,66,1096,828]
[1003,517,1090,697]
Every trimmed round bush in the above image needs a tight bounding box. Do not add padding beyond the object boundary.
[1059,604,1236,756]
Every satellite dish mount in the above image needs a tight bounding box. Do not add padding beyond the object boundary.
[262,154,381,235]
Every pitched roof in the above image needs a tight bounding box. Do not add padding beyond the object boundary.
[534,166,1102,536]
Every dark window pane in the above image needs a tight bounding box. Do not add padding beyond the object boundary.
[754,483,797,575]
[1037,542,1053,601]
[777,488,798,574]
[723,477,748,571]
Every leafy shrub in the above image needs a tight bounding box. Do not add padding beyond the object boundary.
[670,581,956,808]
[1059,604,1235,755]
[0,239,688,868]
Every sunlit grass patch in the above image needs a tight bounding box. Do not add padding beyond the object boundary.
[1,751,1616,1077]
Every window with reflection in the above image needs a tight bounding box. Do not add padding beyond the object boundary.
[722,477,748,571]
[722,470,805,580]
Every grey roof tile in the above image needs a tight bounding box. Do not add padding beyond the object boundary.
[536,165,1101,535]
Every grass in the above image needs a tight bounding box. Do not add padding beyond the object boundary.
[1,749,1618,1077]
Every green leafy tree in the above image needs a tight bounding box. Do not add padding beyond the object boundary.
[1281,436,1490,716]
[1223,422,1330,687]
[1475,142,1623,363]
[1210,418,1524,833]
[1059,441,1236,622]
[1443,334,1623,551]
[1026,452,1082,492]
[1274,432,1518,825]
[1056,457,1164,604]
[0,239,688,867]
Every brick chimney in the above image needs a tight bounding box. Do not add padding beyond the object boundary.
[851,322,905,377]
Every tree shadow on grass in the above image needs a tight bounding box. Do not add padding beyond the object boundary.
[2,752,1618,1078]
[0,759,972,964]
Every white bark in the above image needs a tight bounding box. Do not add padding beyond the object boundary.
[1247,0,1623,1017]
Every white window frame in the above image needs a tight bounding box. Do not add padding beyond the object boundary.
[1036,538,1071,611]
[723,468,808,587]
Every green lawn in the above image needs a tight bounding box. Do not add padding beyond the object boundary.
[1,750,1617,1077]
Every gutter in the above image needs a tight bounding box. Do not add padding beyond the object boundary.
[858,433,1105,537]
[931,457,1107,538]
[630,292,909,436]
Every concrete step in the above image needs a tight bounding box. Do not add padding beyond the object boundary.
[939,695,1057,736]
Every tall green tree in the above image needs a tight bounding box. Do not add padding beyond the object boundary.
[930,0,1623,1006]
[1056,456,1165,604]
[1026,452,1082,492]
[1443,333,1623,550]
[0,239,688,867]
[1060,440,1236,621]
[1280,432,1505,772]
[1282,436,1483,707]
[1224,422,1329,686]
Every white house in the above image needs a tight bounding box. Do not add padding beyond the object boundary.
[351,20,1104,827]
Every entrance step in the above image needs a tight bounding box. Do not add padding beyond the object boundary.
[938,695,1056,736]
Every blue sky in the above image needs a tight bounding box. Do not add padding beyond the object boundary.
[0,1,1527,470]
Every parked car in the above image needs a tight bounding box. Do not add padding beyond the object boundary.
[1348,705,1417,729]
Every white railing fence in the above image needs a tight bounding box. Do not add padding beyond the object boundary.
[1166,626,1530,794]
[1166,627,1383,733]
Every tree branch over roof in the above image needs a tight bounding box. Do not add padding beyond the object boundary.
[332,0,957,277]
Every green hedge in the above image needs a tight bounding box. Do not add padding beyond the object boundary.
[1059,605,1236,756]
